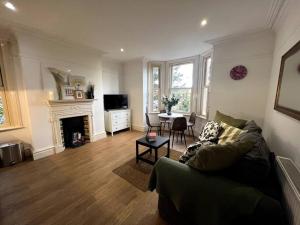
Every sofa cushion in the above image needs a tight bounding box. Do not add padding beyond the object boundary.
[214,110,247,128]
[227,128,271,185]
[199,121,221,142]
[243,120,262,133]
[187,141,253,171]
[218,122,247,145]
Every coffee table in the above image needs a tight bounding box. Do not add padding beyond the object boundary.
[136,136,170,165]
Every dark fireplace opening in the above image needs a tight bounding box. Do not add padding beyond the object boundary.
[61,116,89,148]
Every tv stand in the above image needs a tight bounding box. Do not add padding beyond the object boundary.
[104,109,131,136]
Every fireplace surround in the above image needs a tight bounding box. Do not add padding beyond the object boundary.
[48,99,95,153]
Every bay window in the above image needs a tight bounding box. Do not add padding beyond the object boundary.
[148,52,212,118]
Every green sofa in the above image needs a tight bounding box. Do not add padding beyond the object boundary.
[148,156,286,225]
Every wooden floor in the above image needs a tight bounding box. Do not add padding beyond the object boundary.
[0,131,193,225]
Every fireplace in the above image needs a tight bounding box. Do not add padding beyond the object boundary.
[48,99,97,154]
[60,116,90,148]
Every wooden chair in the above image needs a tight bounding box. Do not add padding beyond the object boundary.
[169,117,187,147]
[159,109,172,135]
[145,113,161,136]
[187,112,196,140]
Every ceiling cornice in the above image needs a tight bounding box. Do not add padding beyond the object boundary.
[205,28,273,46]
[266,0,286,29]
[271,0,291,30]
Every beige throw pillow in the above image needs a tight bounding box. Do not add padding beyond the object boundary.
[218,122,247,145]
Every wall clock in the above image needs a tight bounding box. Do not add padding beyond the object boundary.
[230,65,248,80]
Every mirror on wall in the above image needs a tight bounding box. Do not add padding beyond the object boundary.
[275,40,300,120]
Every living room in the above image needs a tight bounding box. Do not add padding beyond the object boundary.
[0,0,300,224]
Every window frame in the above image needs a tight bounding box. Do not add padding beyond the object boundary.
[0,70,11,128]
[148,62,164,113]
[168,60,195,114]
[199,52,213,118]
[166,56,199,114]
[0,40,23,131]
[147,52,212,117]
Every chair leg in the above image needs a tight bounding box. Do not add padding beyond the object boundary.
[183,132,187,147]
[172,131,175,148]
[191,127,195,140]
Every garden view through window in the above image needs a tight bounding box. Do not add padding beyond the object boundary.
[170,63,193,113]
[151,66,160,112]
[0,96,4,125]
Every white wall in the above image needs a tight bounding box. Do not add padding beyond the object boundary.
[209,31,274,126]
[2,27,106,158]
[102,58,123,94]
[263,0,300,167]
[122,58,147,131]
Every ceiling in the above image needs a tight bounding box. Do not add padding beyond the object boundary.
[0,0,282,61]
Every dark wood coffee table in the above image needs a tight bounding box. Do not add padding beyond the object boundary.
[136,136,170,165]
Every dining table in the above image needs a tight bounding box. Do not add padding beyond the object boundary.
[158,112,184,120]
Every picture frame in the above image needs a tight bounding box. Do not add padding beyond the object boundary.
[74,90,84,99]
[274,40,300,121]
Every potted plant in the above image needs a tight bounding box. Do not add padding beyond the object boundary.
[162,95,179,115]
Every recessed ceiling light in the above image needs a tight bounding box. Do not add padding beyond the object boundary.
[201,19,207,27]
[4,2,16,11]
[120,48,124,52]
[67,69,71,72]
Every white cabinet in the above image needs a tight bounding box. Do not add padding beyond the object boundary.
[104,109,131,136]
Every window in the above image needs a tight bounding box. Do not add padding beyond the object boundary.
[147,53,212,117]
[0,68,10,127]
[148,64,161,112]
[200,56,212,117]
[170,63,193,113]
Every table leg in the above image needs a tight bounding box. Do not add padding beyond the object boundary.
[155,148,158,162]
[136,142,139,163]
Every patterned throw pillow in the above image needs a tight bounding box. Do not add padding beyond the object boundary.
[199,121,221,142]
[179,141,215,163]
[218,122,247,145]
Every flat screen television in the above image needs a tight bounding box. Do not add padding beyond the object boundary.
[104,94,128,110]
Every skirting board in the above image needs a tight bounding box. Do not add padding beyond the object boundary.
[132,124,146,132]
[92,131,107,142]
[33,146,55,160]
[33,131,107,160]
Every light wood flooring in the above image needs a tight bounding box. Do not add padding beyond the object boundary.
[0,131,194,225]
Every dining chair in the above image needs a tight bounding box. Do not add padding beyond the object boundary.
[169,117,187,147]
[187,112,196,140]
[159,109,172,135]
[145,113,161,136]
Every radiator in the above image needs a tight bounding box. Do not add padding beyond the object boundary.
[276,156,300,225]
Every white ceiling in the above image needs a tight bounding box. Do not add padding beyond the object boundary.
[0,0,281,61]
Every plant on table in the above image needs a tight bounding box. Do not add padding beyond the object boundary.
[161,95,179,115]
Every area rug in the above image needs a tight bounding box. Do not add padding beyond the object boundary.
[113,148,182,192]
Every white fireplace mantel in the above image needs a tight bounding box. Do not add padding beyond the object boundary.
[48,99,96,154]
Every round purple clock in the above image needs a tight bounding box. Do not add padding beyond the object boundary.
[230,65,248,80]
